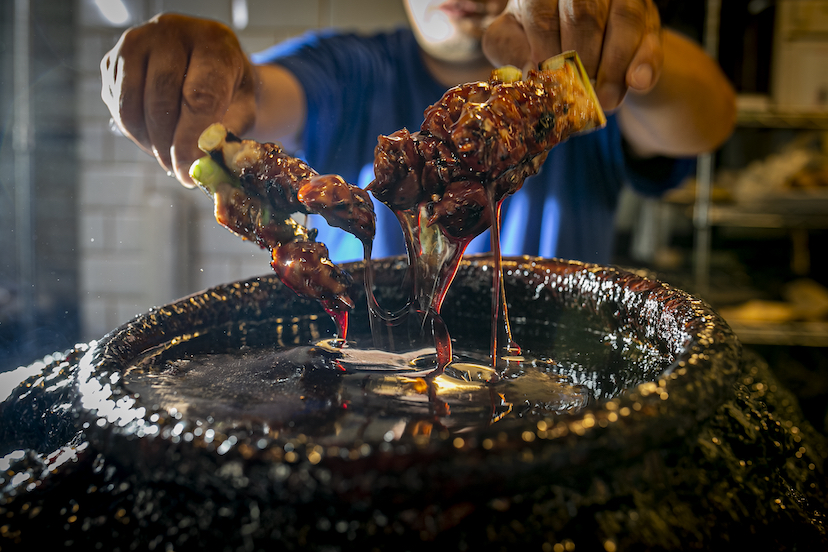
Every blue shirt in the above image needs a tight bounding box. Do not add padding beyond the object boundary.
[253,28,693,264]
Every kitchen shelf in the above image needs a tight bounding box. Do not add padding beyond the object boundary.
[736,109,828,129]
[727,320,828,347]
[707,202,828,228]
[692,5,828,347]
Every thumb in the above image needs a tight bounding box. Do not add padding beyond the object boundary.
[627,32,662,94]
[482,12,533,68]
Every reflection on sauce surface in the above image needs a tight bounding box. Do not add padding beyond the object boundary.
[123,311,669,445]
[2,258,825,551]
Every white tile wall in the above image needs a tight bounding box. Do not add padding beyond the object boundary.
[329,0,409,30]
[77,77,110,121]
[79,122,107,163]
[79,212,107,252]
[244,0,321,28]
[79,165,148,207]
[155,0,235,23]
[75,0,408,340]
[81,295,112,338]
[82,256,147,295]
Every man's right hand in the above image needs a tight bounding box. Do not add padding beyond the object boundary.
[482,0,663,112]
[101,13,257,186]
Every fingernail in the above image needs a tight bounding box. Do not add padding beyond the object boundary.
[630,64,653,90]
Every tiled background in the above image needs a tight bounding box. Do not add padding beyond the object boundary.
[76,0,409,339]
[1,1,81,365]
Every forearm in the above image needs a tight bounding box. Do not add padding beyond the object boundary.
[618,29,736,158]
[246,63,306,152]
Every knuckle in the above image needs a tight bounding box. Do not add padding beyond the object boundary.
[526,6,562,35]
[116,24,145,54]
[182,85,224,114]
[200,18,235,41]
[149,13,235,47]
[145,95,180,125]
[610,0,648,29]
[102,27,143,80]
[561,0,608,28]
[150,12,195,30]
[150,69,181,97]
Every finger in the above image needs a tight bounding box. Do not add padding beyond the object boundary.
[482,11,533,68]
[557,0,610,80]
[595,0,649,110]
[143,44,188,173]
[220,63,257,138]
[626,27,662,93]
[221,97,256,142]
[171,47,240,184]
[101,30,152,155]
[516,0,564,65]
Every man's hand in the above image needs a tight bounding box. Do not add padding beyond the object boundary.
[101,13,257,186]
[482,0,663,111]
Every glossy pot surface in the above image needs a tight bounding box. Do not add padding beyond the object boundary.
[1,256,825,551]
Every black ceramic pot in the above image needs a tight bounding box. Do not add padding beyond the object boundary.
[1,255,825,551]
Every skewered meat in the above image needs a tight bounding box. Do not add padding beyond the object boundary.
[367,53,605,369]
[197,123,375,243]
[188,53,604,365]
[369,54,605,241]
[189,124,376,335]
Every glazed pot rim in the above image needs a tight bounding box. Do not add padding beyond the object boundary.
[74,254,742,475]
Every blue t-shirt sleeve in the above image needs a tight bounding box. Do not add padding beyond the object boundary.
[250,29,453,263]
[252,32,375,178]
[251,29,433,185]
[252,34,694,264]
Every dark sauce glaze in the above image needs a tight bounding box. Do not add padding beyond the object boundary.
[3,58,827,552]
[192,124,377,340]
[116,304,667,445]
[3,258,827,551]
[366,61,603,372]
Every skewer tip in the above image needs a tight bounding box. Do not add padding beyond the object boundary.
[198,122,228,153]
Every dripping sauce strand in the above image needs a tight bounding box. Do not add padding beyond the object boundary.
[193,54,605,380]
[486,188,521,373]
[189,124,377,342]
[365,55,605,376]
[363,203,470,372]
